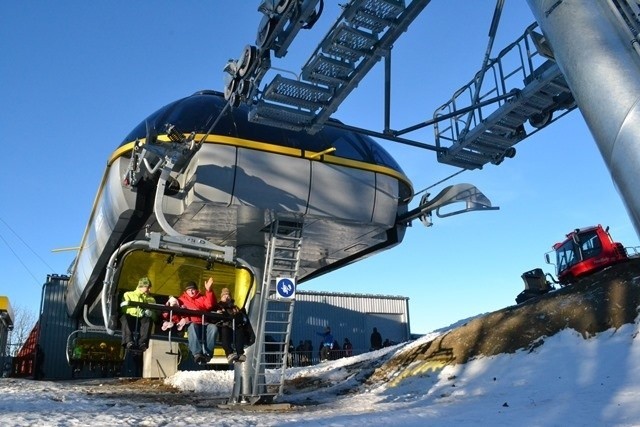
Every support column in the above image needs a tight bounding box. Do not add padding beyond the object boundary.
[235,244,265,402]
[233,205,267,402]
[527,0,640,235]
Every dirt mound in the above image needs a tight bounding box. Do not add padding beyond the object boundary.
[370,258,640,384]
[73,377,226,407]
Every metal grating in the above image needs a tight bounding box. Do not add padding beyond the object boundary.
[249,101,315,131]
[346,0,406,33]
[320,24,379,62]
[302,54,354,85]
[262,74,333,111]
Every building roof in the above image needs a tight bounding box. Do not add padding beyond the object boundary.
[297,289,408,300]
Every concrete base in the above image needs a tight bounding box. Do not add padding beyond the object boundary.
[143,339,180,378]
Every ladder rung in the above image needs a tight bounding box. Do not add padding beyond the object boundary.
[468,141,508,155]
[488,122,520,134]
[248,102,314,131]
[321,23,378,62]
[270,270,297,275]
[273,254,299,260]
[502,112,528,123]
[515,102,544,115]
[442,147,487,162]
[262,75,333,111]
[480,131,513,144]
[274,234,302,241]
[272,260,298,266]
[269,271,297,276]
[264,306,294,311]
[345,0,406,34]
[269,265,297,270]
[272,255,298,261]
[544,79,570,93]
[269,273,296,279]
[302,54,353,85]
[525,92,556,108]
[271,261,297,266]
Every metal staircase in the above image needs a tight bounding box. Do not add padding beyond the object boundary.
[434,23,576,170]
[244,218,303,403]
[608,0,640,57]
[221,3,586,173]
[246,0,433,133]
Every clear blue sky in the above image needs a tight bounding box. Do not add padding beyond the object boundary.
[1,2,638,334]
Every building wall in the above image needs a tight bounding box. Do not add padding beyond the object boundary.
[290,290,410,360]
[37,274,78,380]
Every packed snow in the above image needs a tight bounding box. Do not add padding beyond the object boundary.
[2,318,640,426]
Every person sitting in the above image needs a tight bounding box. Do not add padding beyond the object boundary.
[316,326,333,362]
[161,296,188,332]
[214,288,247,363]
[176,278,218,365]
[120,276,157,352]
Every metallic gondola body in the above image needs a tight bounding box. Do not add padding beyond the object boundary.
[65,90,413,321]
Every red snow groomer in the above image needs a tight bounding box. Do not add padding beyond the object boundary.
[548,224,629,285]
[516,225,632,304]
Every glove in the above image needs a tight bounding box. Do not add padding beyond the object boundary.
[161,321,172,331]
[143,309,153,318]
[166,296,179,307]
[177,317,188,331]
[161,321,174,331]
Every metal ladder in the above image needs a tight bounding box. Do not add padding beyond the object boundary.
[434,23,576,170]
[249,0,433,133]
[245,218,303,403]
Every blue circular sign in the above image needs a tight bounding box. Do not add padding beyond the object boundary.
[276,278,295,298]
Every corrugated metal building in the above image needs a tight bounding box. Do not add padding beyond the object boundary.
[289,290,410,362]
[11,274,78,379]
[37,274,79,379]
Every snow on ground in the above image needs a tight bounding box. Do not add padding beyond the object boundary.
[2,322,640,426]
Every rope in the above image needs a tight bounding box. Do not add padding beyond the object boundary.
[408,168,467,201]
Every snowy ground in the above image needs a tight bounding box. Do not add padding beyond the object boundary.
[2,319,640,427]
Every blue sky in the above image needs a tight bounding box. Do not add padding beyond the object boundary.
[1,2,638,334]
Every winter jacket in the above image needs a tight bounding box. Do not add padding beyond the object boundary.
[121,289,156,319]
[214,299,242,327]
[317,330,334,348]
[177,289,217,324]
